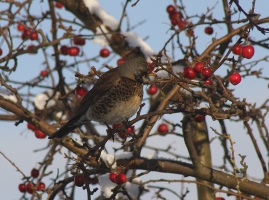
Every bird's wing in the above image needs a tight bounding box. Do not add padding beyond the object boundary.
[48,69,120,138]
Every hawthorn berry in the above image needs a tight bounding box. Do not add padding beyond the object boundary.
[166,5,176,14]
[232,44,242,55]
[26,182,35,194]
[117,58,126,65]
[204,26,214,35]
[34,130,46,139]
[74,174,85,187]
[31,168,39,178]
[201,67,212,78]
[183,66,196,79]
[40,70,48,77]
[194,114,205,122]
[27,123,37,131]
[109,172,117,182]
[0,48,2,56]
[88,176,98,185]
[74,37,86,46]
[37,182,45,191]
[21,29,31,40]
[204,79,213,85]
[60,45,68,55]
[229,73,241,85]
[178,20,186,29]
[55,2,63,9]
[27,45,37,54]
[114,174,127,185]
[18,183,26,193]
[158,123,168,135]
[100,48,110,58]
[68,46,80,56]
[241,45,255,59]
[147,85,158,95]
[17,24,25,32]
[214,198,225,200]
[29,31,38,40]
[194,62,205,73]
[76,86,87,97]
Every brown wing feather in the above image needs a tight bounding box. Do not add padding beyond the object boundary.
[48,68,120,138]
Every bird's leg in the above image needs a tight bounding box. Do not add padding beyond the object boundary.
[105,122,115,141]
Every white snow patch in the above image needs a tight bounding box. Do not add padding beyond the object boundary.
[98,173,118,198]
[115,152,133,160]
[125,181,140,199]
[55,112,67,120]
[122,32,156,59]
[34,93,56,110]
[83,0,119,30]
[3,94,17,103]
[93,25,111,46]
[144,152,159,159]
[100,150,117,169]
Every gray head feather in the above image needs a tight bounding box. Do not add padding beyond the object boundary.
[118,57,148,82]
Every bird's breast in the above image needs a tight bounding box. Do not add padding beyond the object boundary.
[87,78,143,124]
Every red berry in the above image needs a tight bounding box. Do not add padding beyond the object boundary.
[74,37,86,46]
[170,12,182,22]
[109,172,117,182]
[0,48,2,56]
[27,45,37,54]
[74,174,85,187]
[166,5,176,14]
[205,26,214,35]
[37,182,46,191]
[114,174,127,185]
[68,46,80,56]
[76,86,87,97]
[158,123,168,135]
[26,182,35,194]
[183,66,196,79]
[31,168,39,178]
[18,183,26,193]
[112,123,122,129]
[194,114,205,122]
[241,45,255,59]
[29,31,38,40]
[147,85,158,95]
[204,79,213,85]
[99,48,110,58]
[194,62,205,73]
[27,123,37,131]
[34,130,46,139]
[40,70,48,77]
[60,45,68,55]
[171,18,178,26]
[229,73,241,85]
[17,24,25,32]
[21,29,31,40]
[88,176,98,185]
[55,2,63,8]
[178,20,186,29]
[117,58,126,65]
[201,67,212,78]
[232,44,242,55]
[215,198,225,200]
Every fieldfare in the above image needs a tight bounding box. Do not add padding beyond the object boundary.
[49,56,148,139]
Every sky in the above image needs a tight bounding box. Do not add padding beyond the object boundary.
[0,0,269,199]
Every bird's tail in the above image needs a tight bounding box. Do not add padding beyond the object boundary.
[48,124,79,139]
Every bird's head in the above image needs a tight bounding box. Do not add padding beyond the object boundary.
[118,56,149,83]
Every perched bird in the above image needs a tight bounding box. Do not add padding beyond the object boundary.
[49,56,148,139]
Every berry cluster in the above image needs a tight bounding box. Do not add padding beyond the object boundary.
[112,124,135,139]
[18,168,45,194]
[232,44,255,59]
[109,173,127,185]
[27,123,46,139]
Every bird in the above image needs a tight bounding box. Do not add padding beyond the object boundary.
[49,56,149,139]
